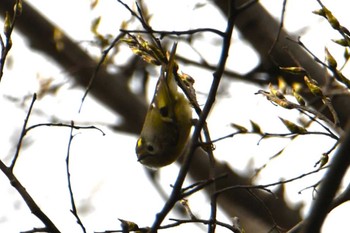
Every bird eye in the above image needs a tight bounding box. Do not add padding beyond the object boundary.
[159,106,169,117]
[147,144,155,153]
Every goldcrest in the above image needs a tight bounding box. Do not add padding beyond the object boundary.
[136,44,192,168]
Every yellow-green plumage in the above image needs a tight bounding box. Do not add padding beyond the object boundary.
[136,44,192,168]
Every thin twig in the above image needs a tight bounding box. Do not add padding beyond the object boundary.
[94,216,238,233]
[149,0,237,232]
[215,166,327,197]
[246,188,281,232]
[26,123,105,136]
[288,181,350,233]
[167,218,237,232]
[207,1,239,231]
[20,227,49,233]
[0,160,60,233]
[301,109,338,140]
[117,0,164,54]
[11,93,37,170]
[257,89,343,135]
[181,174,228,198]
[65,121,87,233]
[79,32,125,112]
[120,28,225,38]
[300,122,350,232]
[268,0,288,56]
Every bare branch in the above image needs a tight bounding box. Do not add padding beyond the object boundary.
[215,166,327,197]
[79,32,126,112]
[0,160,60,233]
[65,121,87,233]
[150,1,237,232]
[120,27,225,38]
[11,93,37,170]
[26,123,105,136]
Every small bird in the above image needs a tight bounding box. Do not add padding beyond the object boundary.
[136,44,192,168]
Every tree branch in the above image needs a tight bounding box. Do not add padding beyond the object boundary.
[65,121,87,233]
[299,122,350,232]
[10,93,37,170]
[0,160,60,233]
[150,1,237,232]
